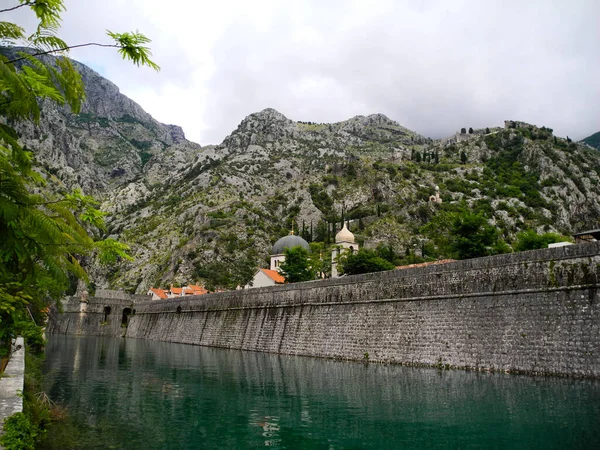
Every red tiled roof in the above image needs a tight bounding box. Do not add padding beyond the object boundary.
[261,269,285,284]
[183,285,207,296]
[187,285,203,291]
[170,287,183,295]
[149,288,168,299]
[395,259,455,270]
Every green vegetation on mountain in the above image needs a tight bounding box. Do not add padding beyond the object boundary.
[582,131,600,150]
[52,108,600,291]
[2,31,600,293]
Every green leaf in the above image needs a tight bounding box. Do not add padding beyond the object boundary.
[106,30,160,71]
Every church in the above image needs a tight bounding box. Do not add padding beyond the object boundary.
[247,223,358,288]
[331,223,358,277]
[246,232,310,288]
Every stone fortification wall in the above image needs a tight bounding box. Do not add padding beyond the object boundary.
[96,289,147,302]
[49,243,600,377]
[47,296,133,337]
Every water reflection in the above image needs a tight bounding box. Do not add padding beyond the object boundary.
[43,336,600,449]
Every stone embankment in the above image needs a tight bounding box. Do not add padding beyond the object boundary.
[48,242,600,378]
[0,337,25,439]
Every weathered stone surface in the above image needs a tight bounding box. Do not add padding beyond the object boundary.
[0,337,25,436]
[49,242,600,378]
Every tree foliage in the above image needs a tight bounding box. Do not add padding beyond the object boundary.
[194,255,257,291]
[421,203,508,260]
[340,249,395,275]
[0,0,157,350]
[445,213,499,259]
[280,246,316,283]
[514,230,570,252]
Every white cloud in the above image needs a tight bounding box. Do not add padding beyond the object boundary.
[4,0,600,143]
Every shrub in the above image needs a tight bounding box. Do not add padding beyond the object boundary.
[514,230,571,252]
[444,213,500,260]
[341,249,395,275]
[14,321,45,355]
[0,412,37,450]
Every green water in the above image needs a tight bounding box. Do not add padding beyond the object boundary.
[42,335,600,449]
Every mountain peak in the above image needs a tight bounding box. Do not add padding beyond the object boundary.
[341,113,400,128]
[249,108,289,122]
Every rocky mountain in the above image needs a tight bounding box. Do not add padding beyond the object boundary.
[582,131,600,150]
[2,47,203,196]
[8,53,600,294]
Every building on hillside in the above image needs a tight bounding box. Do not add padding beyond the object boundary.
[246,232,310,288]
[250,268,286,288]
[269,233,311,270]
[147,288,168,300]
[169,286,183,297]
[146,284,208,300]
[182,285,208,296]
[331,223,359,278]
[429,185,442,204]
[572,229,600,243]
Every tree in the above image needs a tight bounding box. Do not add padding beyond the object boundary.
[447,213,498,259]
[279,246,316,283]
[0,0,158,350]
[485,127,490,134]
[514,230,570,252]
[375,244,401,266]
[460,151,467,164]
[340,249,395,275]
[468,127,474,134]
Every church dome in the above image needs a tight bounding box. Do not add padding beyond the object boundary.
[335,224,355,243]
[271,234,310,255]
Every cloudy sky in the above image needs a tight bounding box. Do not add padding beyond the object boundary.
[7,0,600,144]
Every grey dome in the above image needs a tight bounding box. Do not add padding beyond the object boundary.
[271,235,310,255]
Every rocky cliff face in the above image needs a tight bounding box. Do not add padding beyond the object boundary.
[8,53,600,294]
[3,47,202,196]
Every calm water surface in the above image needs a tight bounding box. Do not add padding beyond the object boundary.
[42,335,600,449]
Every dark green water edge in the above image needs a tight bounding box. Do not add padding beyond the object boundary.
[41,335,600,449]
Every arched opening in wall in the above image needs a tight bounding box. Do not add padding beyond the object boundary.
[121,308,132,326]
[132,309,136,315]
[349,246,355,254]
[103,306,111,323]
[176,306,182,314]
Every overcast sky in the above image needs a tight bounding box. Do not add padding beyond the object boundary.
[7,0,600,144]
